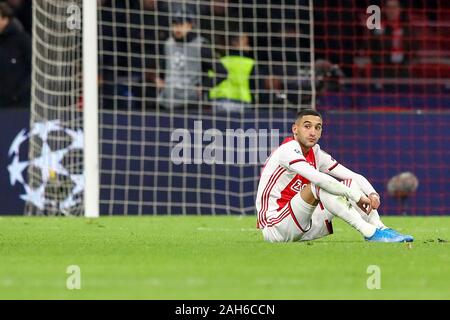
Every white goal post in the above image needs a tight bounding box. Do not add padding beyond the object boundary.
[82,0,99,218]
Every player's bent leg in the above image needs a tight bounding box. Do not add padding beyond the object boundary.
[342,179,386,229]
[313,183,377,238]
[315,184,412,242]
[261,185,318,242]
[344,179,412,240]
[300,206,334,241]
[343,179,413,240]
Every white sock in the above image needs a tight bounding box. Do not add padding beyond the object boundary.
[318,189,377,238]
[344,181,387,230]
[368,210,387,229]
[351,203,387,229]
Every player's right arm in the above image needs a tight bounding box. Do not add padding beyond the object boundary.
[277,143,366,205]
[316,147,380,210]
[291,161,365,203]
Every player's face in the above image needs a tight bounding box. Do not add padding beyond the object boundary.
[293,115,323,149]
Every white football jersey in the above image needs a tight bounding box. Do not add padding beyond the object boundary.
[256,136,338,229]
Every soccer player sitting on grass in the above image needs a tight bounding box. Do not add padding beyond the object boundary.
[256,109,414,243]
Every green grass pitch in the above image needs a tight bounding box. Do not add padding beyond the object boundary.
[0,216,448,299]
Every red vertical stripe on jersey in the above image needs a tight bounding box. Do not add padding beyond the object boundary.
[343,179,352,187]
[257,167,286,228]
[268,210,290,227]
[303,147,317,169]
[259,167,286,227]
[266,207,291,227]
[319,201,324,210]
[258,166,281,226]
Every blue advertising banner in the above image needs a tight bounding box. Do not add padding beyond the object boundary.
[1,108,449,216]
[1,109,29,215]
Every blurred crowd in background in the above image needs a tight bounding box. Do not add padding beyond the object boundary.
[0,0,448,110]
[0,0,31,108]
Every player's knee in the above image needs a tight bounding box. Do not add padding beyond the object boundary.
[300,184,319,205]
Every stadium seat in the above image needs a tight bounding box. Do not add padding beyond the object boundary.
[410,62,450,78]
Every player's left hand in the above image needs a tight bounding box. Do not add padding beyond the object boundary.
[357,195,372,214]
[368,193,381,210]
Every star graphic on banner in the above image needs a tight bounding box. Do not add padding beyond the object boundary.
[7,156,29,186]
[66,128,84,150]
[31,143,69,183]
[8,129,28,157]
[60,195,77,213]
[70,174,84,195]
[20,184,46,210]
[30,120,62,142]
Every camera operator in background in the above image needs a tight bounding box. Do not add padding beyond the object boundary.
[264,59,345,108]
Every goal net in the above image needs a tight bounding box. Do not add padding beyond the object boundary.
[28,0,315,215]
[27,0,84,215]
[28,0,448,216]
[313,0,449,215]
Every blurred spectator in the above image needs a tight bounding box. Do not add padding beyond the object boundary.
[140,0,170,108]
[4,0,31,35]
[368,0,416,78]
[0,2,31,108]
[271,22,311,84]
[261,59,345,107]
[157,6,226,110]
[314,0,358,77]
[260,20,313,108]
[200,0,231,47]
[99,0,169,109]
[209,27,257,113]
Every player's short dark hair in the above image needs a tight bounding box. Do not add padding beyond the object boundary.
[295,109,322,122]
[0,3,14,19]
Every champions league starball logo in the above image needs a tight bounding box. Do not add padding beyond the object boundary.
[7,120,84,213]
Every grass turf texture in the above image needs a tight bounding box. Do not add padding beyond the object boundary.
[0,216,448,299]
